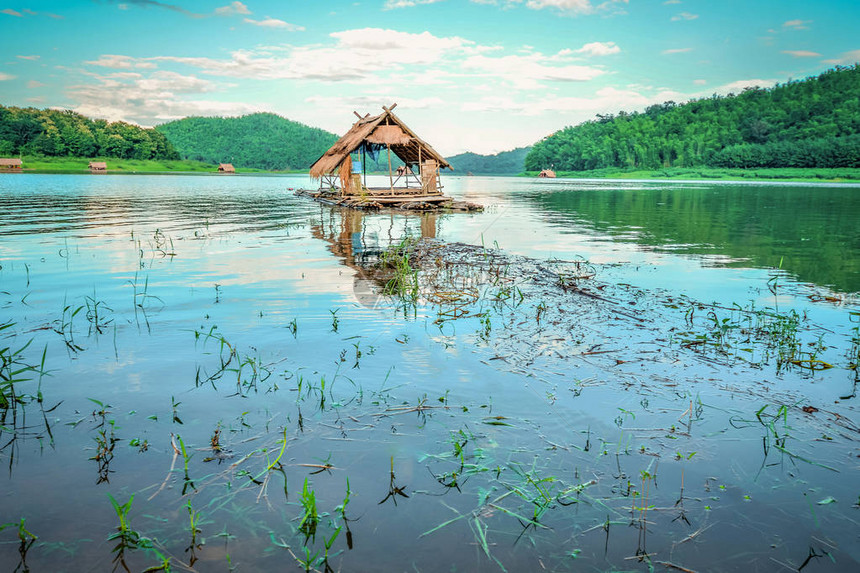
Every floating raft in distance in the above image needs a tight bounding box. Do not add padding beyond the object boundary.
[295,188,482,212]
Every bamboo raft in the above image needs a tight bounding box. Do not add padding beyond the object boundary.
[295,188,481,212]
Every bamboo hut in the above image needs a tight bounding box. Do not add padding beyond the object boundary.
[0,158,23,170]
[538,169,556,178]
[89,161,107,172]
[218,163,235,173]
[307,104,457,207]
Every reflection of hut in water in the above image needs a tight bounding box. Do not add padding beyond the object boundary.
[538,169,556,178]
[310,209,439,309]
[218,163,235,173]
[302,104,479,212]
[89,161,107,172]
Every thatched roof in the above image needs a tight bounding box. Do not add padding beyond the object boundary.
[89,161,107,169]
[218,163,235,172]
[0,158,22,167]
[310,104,452,178]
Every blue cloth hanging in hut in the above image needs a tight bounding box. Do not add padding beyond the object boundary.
[361,142,384,162]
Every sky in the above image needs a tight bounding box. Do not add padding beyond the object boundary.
[1,1,859,155]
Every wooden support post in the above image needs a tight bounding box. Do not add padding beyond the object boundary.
[387,144,394,193]
[418,146,423,192]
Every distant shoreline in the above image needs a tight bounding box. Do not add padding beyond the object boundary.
[522,167,860,183]
[3,156,297,174]
[7,157,860,184]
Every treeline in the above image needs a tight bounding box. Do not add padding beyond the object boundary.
[525,65,860,171]
[156,113,338,171]
[448,146,531,174]
[0,105,179,160]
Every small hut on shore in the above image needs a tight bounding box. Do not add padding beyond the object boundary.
[0,158,23,170]
[218,163,235,173]
[538,169,556,178]
[89,161,107,172]
[308,104,454,206]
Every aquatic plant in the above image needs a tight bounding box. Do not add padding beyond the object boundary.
[379,456,409,506]
[184,501,203,566]
[54,299,85,352]
[84,290,114,335]
[0,517,38,572]
[379,237,419,302]
[128,272,163,332]
[0,324,48,414]
[176,434,195,494]
[298,477,319,541]
[106,494,168,573]
[192,326,272,394]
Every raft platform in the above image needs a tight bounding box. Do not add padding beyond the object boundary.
[296,189,482,212]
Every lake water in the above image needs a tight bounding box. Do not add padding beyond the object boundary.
[1,173,858,572]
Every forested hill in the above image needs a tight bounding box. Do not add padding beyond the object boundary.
[447,146,531,174]
[156,113,338,171]
[525,65,860,172]
[0,105,179,160]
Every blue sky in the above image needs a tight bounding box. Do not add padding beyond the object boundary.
[1,0,858,154]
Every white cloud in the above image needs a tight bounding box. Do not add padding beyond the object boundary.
[95,28,605,94]
[573,41,620,56]
[0,72,16,81]
[27,80,46,88]
[783,19,811,30]
[244,17,304,30]
[662,47,692,55]
[384,0,444,8]
[782,50,820,58]
[663,0,681,4]
[716,79,776,95]
[527,0,595,13]
[136,71,217,94]
[461,51,606,89]
[822,49,860,65]
[110,0,200,18]
[304,94,444,111]
[693,79,706,85]
[215,1,251,15]
[67,70,255,126]
[472,0,628,15]
[330,28,465,53]
[461,85,683,118]
[25,8,62,18]
[17,55,41,60]
[85,55,157,69]
[151,28,475,81]
[671,12,697,21]
[1,7,61,18]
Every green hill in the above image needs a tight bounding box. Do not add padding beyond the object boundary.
[447,147,531,174]
[525,64,860,172]
[156,113,338,171]
[0,105,179,160]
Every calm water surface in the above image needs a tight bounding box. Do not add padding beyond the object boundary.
[0,173,858,572]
